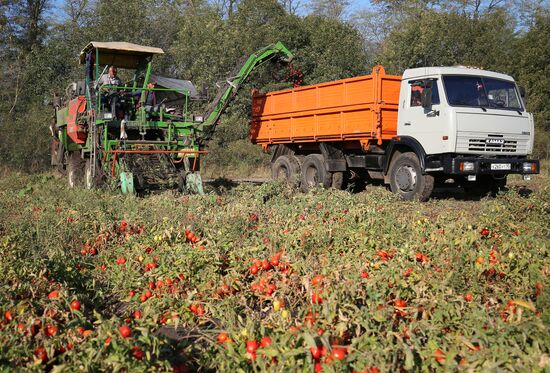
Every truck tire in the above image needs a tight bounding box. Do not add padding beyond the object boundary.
[272,155,301,187]
[389,152,434,201]
[300,154,332,192]
[67,151,84,188]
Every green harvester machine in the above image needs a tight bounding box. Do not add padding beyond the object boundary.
[51,41,292,194]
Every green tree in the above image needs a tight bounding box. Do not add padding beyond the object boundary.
[512,11,550,157]
[377,8,515,74]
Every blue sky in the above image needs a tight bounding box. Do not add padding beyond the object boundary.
[49,0,375,22]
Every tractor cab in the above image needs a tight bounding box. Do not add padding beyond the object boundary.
[79,41,197,126]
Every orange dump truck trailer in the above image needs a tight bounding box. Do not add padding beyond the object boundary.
[251,66,400,147]
[250,65,539,200]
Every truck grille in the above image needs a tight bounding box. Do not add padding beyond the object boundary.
[467,138,517,153]
[456,133,530,154]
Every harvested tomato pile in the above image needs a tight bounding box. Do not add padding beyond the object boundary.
[0,173,548,371]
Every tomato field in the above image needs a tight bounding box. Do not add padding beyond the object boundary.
[0,168,548,372]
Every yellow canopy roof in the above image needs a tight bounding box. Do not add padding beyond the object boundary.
[79,41,164,69]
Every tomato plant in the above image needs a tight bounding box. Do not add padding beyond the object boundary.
[0,169,547,371]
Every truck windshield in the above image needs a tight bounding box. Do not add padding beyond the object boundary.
[443,76,523,111]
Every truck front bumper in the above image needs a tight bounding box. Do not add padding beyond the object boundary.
[443,157,540,175]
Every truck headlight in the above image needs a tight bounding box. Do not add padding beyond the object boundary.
[459,161,475,172]
[522,162,537,173]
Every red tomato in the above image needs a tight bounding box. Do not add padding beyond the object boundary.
[394,299,407,308]
[464,293,473,302]
[4,310,13,322]
[34,346,48,363]
[131,345,143,360]
[270,254,280,267]
[45,324,58,336]
[133,310,142,319]
[246,340,258,353]
[47,290,59,300]
[311,293,323,304]
[69,300,81,311]
[260,336,272,348]
[265,283,277,296]
[332,347,346,361]
[144,290,152,298]
[310,346,322,360]
[312,275,323,286]
[118,325,132,338]
[261,260,271,271]
[314,362,322,373]
[128,290,136,297]
[250,265,259,275]
[116,257,126,265]
[289,326,300,334]
[434,349,445,363]
[361,271,369,279]
[480,228,490,237]
[217,332,229,344]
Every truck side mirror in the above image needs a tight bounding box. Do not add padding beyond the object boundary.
[421,82,432,109]
[518,86,526,98]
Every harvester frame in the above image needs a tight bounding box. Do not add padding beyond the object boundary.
[51,41,292,194]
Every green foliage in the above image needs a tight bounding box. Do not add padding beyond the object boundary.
[0,168,548,370]
[377,8,516,74]
[0,0,548,175]
[512,12,550,131]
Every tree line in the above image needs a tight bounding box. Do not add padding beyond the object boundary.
[0,0,548,172]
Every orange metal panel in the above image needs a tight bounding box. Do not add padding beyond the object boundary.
[250,66,401,146]
[67,96,88,144]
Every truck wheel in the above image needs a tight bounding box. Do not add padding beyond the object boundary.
[389,152,434,201]
[272,155,301,187]
[67,151,84,188]
[300,154,332,192]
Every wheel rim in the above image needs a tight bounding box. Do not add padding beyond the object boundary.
[305,166,318,187]
[68,170,76,188]
[276,166,288,181]
[85,165,92,189]
[395,165,417,192]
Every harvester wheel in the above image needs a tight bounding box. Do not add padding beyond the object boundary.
[67,151,84,188]
[84,158,101,189]
[272,155,301,187]
[388,152,434,201]
[300,154,332,192]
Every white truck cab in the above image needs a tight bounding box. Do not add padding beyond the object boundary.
[385,66,539,199]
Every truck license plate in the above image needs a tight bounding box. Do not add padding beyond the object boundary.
[491,163,511,170]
